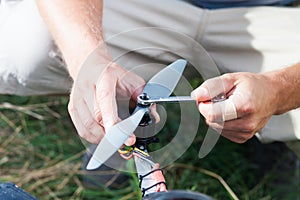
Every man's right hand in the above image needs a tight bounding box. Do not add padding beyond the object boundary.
[68,52,146,145]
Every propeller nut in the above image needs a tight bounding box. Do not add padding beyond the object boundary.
[137,93,151,107]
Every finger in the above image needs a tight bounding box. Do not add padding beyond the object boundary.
[124,133,136,146]
[68,100,104,144]
[76,99,105,142]
[120,69,145,99]
[199,98,238,122]
[93,85,103,123]
[208,125,252,143]
[77,98,105,136]
[191,74,237,102]
[207,118,250,133]
[221,130,252,143]
[207,120,255,143]
[221,97,237,121]
[96,70,119,131]
[150,104,160,124]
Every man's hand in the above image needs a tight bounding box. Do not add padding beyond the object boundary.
[68,54,145,144]
[191,72,281,143]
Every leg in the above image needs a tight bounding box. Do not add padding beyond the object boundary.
[103,0,300,145]
[103,0,211,80]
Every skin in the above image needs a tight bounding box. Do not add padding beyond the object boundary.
[36,0,300,145]
[36,0,144,145]
[191,63,300,143]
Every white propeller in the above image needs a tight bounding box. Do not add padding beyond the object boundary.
[86,59,187,170]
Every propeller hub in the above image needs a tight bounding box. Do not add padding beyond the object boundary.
[137,93,151,107]
[136,93,153,126]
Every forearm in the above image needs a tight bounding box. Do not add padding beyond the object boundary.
[264,62,300,115]
[36,0,105,79]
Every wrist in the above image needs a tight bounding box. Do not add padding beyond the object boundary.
[69,43,113,82]
[35,0,105,79]
[67,41,110,79]
[263,63,300,115]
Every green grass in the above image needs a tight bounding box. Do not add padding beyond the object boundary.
[0,94,299,200]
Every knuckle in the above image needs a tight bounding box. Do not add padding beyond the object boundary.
[240,103,255,114]
[245,134,253,141]
[221,73,232,81]
[205,115,213,123]
[205,118,211,125]
[94,109,102,123]
[226,136,241,143]
[103,65,119,77]
[68,102,76,113]
[206,112,217,122]
[78,131,89,141]
[78,132,98,144]
[243,121,257,133]
[230,135,249,144]
[82,118,95,130]
[237,138,248,144]
[241,135,252,143]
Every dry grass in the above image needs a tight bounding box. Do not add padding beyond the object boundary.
[0,96,142,199]
[0,96,85,199]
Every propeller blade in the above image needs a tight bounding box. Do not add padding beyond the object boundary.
[142,59,187,97]
[198,127,221,158]
[87,59,187,170]
[86,108,148,170]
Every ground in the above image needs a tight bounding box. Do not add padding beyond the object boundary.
[0,94,299,200]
